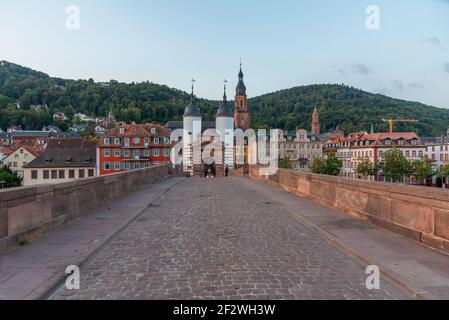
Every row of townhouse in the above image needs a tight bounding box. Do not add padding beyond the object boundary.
[1,123,172,187]
[96,124,171,175]
[276,129,323,170]
[325,131,448,178]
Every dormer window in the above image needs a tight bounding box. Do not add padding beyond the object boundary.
[120,128,125,134]
[411,139,417,145]
[384,139,391,146]
[151,128,157,134]
[398,139,404,145]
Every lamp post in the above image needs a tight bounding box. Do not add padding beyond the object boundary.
[0,180,5,189]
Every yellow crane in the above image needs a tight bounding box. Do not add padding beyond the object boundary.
[382,117,419,133]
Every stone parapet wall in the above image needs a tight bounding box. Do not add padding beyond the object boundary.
[0,165,170,251]
[249,166,449,253]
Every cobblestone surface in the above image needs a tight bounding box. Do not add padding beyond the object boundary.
[54,178,408,300]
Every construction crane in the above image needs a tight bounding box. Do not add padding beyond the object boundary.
[382,117,419,133]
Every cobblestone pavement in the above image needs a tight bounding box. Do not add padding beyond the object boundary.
[54,177,408,300]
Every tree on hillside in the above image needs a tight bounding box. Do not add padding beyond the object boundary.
[380,149,413,183]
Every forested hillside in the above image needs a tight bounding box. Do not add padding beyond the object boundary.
[1,61,448,136]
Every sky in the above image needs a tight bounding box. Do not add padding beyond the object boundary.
[1,0,448,108]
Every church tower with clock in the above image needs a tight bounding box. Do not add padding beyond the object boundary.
[234,63,250,130]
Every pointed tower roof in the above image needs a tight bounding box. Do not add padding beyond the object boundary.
[217,80,233,118]
[184,80,201,117]
[236,61,247,96]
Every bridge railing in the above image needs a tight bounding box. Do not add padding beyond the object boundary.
[249,166,449,253]
[0,165,170,252]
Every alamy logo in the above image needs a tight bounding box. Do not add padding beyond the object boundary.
[65,5,81,30]
[365,5,380,30]
[65,265,80,290]
[365,265,380,290]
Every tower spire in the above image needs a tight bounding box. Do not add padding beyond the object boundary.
[191,79,195,96]
[223,79,227,100]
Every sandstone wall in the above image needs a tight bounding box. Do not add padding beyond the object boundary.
[249,166,449,253]
[0,165,169,251]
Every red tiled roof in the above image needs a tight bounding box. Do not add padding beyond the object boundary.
[0,146,13,155]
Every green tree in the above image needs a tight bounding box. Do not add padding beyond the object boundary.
[356,158,380,178]
[278,158,293,169]
[311,157,326,174]
[412,156,434,185]
[324,152,343,176]
[0,166,22,188]
[311,153,342,176]
[381,148,413,183]
[442,164,449,178]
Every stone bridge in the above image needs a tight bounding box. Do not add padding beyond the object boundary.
[0,165,449,300]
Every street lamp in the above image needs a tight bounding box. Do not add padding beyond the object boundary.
[0,180,5,189]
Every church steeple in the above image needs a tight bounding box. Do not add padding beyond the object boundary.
[236,60,247,97]
[311,107,320,136]
[234,61,250,130]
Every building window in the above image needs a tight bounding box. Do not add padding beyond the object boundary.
[153,149,160,156]
[31,170,38,180]
[69,170,75,179]
[143,149,150,157]
[163,149,170,156]
[144,162,150,168]
[88,169,94,177]
[114,162,121,170]
[43,170,49,179]
[133,150,140,157]
[59,170,65,179]
[151,128,157,134]
[154,137,160,144]
[123,149,130,157]
[144,137,150,145]
[103,162,111,170]
[104,149,111,157]
[133,137,140,145]
[51,170,58,179]
[114,149,121,157]
[114,138,120,145]
[79,169,85,178]
[124,138,130,147]
[124,162,130,170]
[104,137,110,145]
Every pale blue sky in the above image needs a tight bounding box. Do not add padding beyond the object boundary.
[1,0,448,107]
